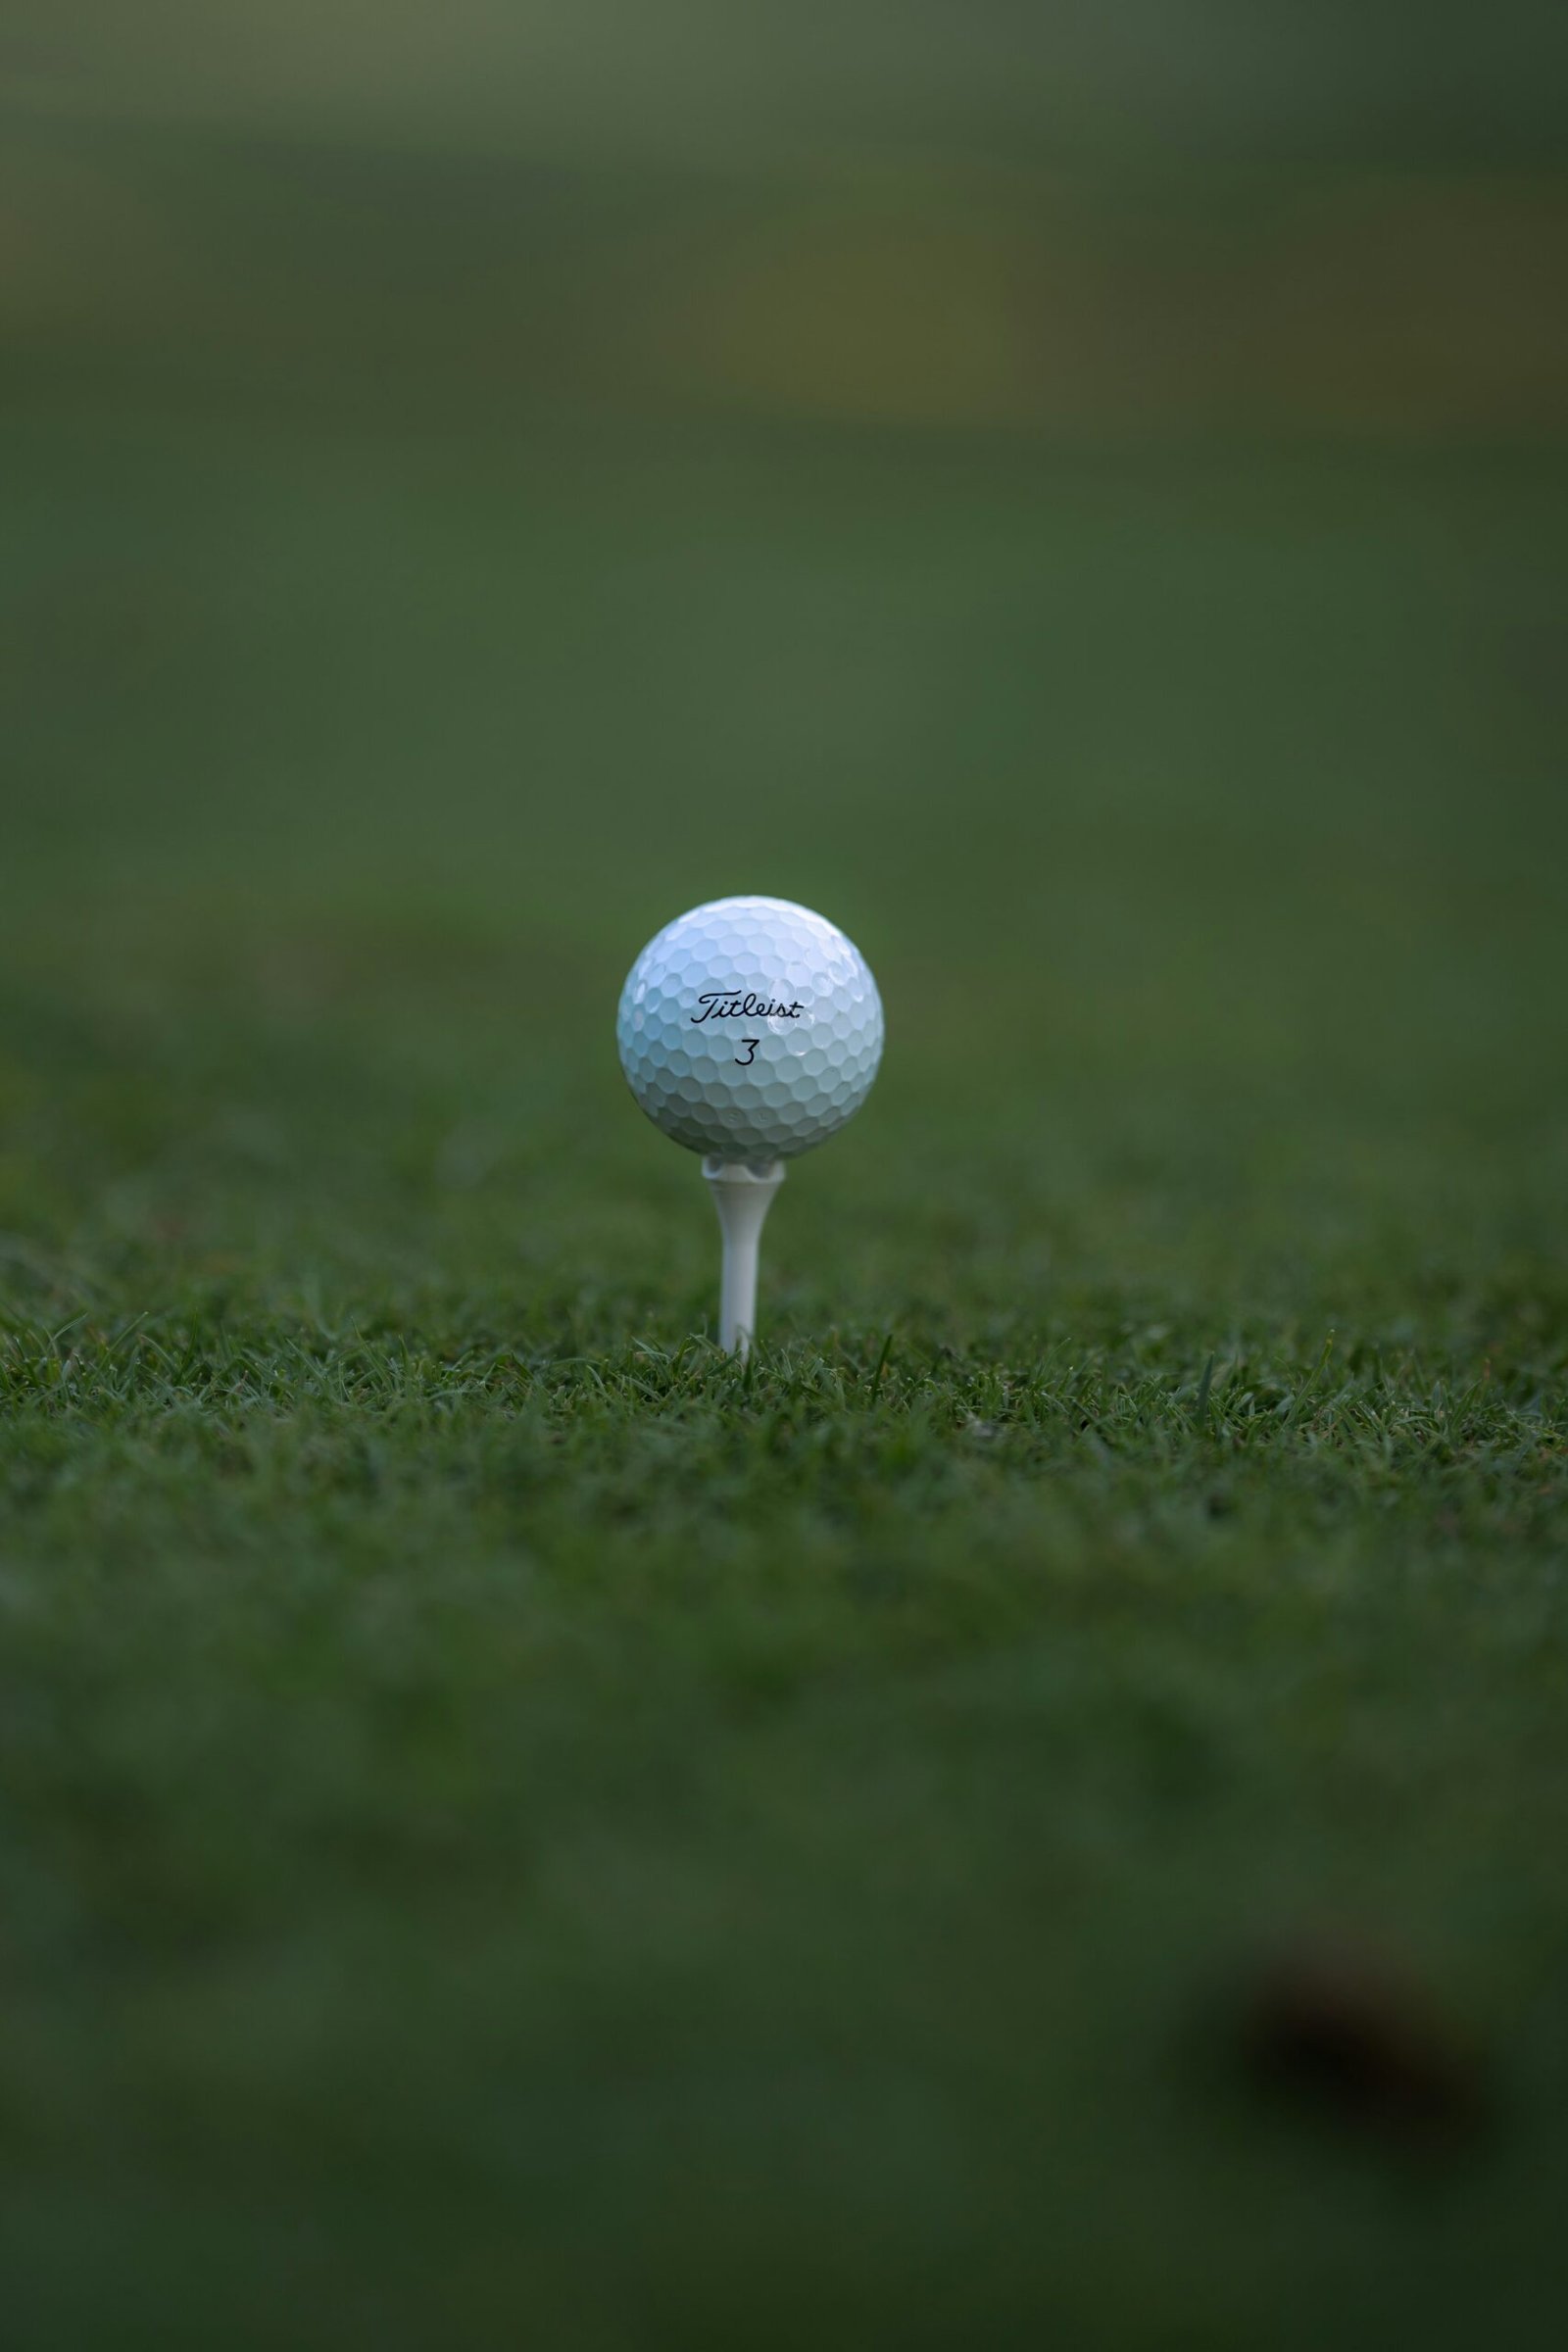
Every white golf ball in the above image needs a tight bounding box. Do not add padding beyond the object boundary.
[617,896,883,1162]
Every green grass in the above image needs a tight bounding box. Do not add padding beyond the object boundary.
[2,402,1567,2347]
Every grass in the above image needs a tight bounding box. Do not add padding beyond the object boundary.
[1,396,1566,2347]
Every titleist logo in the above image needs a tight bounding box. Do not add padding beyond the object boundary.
[690,991,806,1025]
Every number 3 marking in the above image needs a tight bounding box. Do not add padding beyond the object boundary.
[736,1038,760,1066]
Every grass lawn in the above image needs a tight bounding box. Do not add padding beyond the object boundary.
[2,402,1566,2347]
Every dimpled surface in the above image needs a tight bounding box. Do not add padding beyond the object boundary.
[617,897,883,1161]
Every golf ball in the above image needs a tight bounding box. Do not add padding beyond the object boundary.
[617,896,883,1162]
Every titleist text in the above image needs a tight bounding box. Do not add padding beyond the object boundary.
[690,991,806,1025]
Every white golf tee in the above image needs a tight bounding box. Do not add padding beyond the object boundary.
[702,1156,785,1358]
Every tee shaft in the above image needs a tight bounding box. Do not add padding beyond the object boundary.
[702,1157,785,1358]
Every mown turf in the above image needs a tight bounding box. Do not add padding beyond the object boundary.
[2,402,1566,2348]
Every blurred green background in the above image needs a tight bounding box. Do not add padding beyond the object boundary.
[4,3,1566,1329]
[3,7,1567,2348]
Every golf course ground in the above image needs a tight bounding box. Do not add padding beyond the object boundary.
[3,391,1565,2344]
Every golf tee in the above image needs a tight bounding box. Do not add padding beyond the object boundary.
[702,1156,785,1358]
